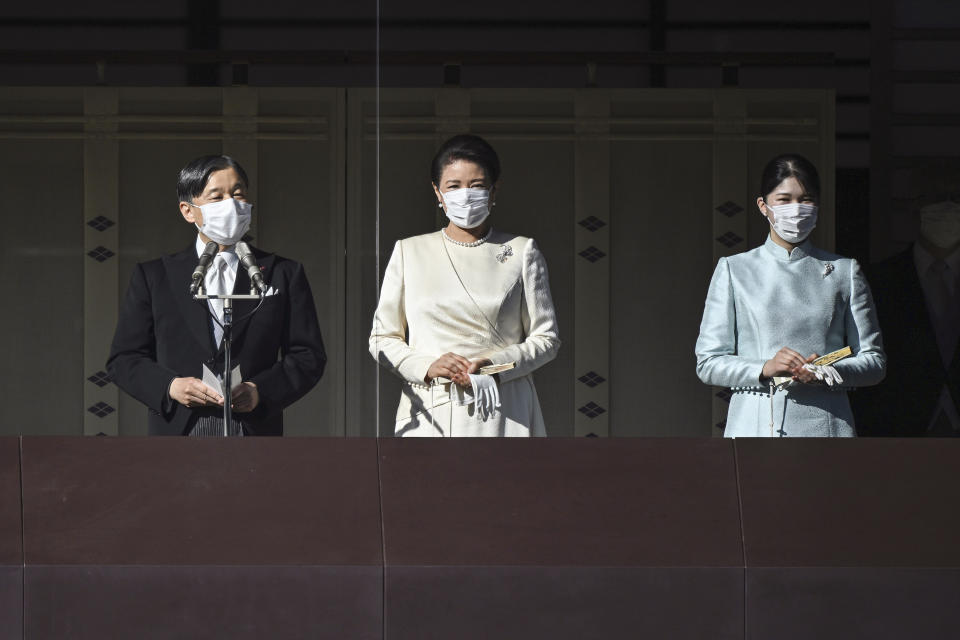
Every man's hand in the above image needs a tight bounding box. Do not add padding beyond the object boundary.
[231,381,259,413]
[169,377,223,408]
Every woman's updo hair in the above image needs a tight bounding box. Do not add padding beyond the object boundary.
[759,153,820,203]
[431,134,501,185]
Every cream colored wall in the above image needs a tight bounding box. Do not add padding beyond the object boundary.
[0,87,833,437]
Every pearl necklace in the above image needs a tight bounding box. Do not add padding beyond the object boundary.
[442,227,492,247]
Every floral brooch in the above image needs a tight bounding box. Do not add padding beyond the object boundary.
[496,244,514,263]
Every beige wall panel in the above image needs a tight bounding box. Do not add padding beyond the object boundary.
[82,88,120,436]
[254,88,344,435]
[573,94,611,437]
[258,139,341,436]
[345,89,381,436]
[117,87,223,118]
[0,140,85,435]
[610,141,715,437]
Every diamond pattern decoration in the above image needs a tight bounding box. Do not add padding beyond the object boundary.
[87,371,113,387]
[715,388,732,403]
[578,216,607,232]
[578,246,606,263]
[87,402,115,418]
[87,216,115,232]
[577,371,607,388]
[714,201,743,217]
[578,401,607,419]
[715,232,743,248]
[87,246,115,262]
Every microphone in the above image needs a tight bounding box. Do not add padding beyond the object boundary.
[189,241,219,295]
[235,241,268,295]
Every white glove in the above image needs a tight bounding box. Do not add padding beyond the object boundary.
[469,373,500,421]
[802,363,843,386]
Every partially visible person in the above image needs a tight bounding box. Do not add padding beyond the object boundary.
[695,153,886,437]
[853,199,960,436]
[108,155,326,436]
[370,134,560,437]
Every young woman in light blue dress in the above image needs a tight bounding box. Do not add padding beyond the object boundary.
[695,154,886,437]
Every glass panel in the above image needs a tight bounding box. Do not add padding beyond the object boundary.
[0,4,850,439]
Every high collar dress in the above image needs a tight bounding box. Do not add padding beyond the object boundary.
[695,236,886,437]
[370,229,561,437]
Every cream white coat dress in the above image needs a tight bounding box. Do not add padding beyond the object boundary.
[369,230,560,437]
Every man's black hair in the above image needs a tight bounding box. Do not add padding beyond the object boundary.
[177,155,249,203]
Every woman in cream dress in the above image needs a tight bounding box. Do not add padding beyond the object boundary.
[695,154,885,437]
[370,135,560,437]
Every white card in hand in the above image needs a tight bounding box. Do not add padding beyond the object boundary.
[201,363,242,396]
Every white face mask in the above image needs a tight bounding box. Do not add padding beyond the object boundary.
[765,202,818,244]
[442,188,491,229]
[193,198,252,246]
[919,201,960,249]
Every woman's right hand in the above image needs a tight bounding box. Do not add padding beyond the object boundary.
[762,347,817,380]
[425,352,473,385]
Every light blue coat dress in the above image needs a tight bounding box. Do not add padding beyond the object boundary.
[695,236,886,437]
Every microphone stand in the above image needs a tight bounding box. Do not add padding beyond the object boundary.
[194,283,263,437]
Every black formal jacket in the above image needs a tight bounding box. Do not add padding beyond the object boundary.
[851,247,960,436]
[107,244,326,436]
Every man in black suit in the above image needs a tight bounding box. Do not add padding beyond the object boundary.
[107,155,326,436]
[853,200,960,436]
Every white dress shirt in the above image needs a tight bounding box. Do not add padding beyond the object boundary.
[191,236,244,437]
[913,242,960,433]
[196,235,238,346]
